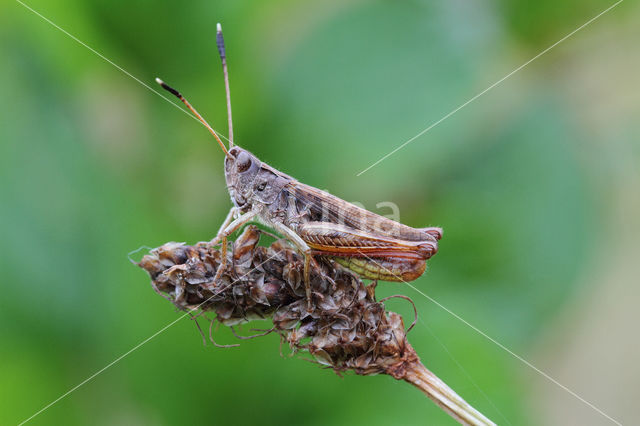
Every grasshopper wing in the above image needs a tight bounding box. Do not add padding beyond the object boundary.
[282,181,442,242]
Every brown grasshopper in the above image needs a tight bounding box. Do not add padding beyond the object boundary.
[155,23,442,307]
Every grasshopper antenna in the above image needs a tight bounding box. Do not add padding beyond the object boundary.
[216,23,234,147]
[155,77,229,156]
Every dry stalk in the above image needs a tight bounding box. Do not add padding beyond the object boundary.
[137,226,495,425]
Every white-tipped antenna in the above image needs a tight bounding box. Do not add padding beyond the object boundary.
[155,77,229,156]
[216,23,234,147]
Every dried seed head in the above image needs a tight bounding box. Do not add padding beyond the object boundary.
[137,226,494,425]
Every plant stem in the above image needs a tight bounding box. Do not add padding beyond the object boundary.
[403,355,495,425]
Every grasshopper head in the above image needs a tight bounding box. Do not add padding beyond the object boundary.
[224,146,263,211]
[224,146,289,211]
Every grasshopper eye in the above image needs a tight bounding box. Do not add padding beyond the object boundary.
[236,151,252,173]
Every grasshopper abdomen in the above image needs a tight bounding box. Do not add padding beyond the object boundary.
[333,256,426,282]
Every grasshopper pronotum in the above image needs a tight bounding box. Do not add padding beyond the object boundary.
[156,23,442,308]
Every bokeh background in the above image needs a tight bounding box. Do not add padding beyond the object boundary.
[1,1,638,425]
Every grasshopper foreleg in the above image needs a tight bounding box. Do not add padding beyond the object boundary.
[210,207,240,246]
[209,208,258,288]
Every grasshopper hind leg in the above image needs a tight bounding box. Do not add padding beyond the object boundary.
[302,254,316,310]
[420,226,443,240]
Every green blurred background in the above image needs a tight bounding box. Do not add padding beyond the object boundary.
[1,1,638,425]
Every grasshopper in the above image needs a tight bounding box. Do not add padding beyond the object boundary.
[156,24,442,307]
